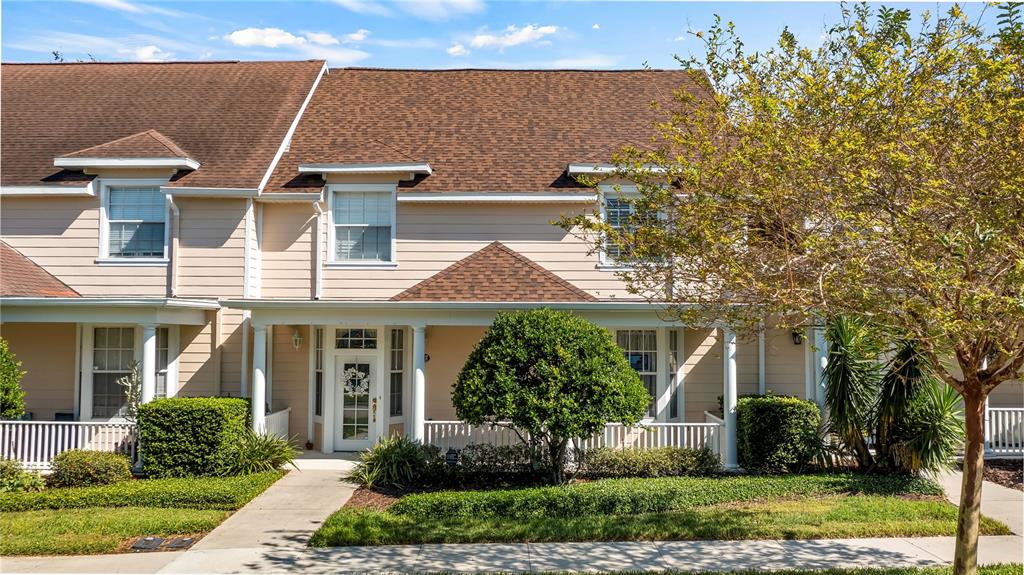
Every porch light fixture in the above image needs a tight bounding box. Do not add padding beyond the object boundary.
[791,329,805,345]
[292,329,304,350]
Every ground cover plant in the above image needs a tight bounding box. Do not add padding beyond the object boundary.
[310,473,1011,546]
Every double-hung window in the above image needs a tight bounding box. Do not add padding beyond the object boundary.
[331,190,393,262]
[92,327,135,418]
[106,186,167,258]
[617,329,658,417]
[603,194,635,263]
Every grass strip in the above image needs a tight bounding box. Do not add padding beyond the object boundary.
[310,495,1010,546]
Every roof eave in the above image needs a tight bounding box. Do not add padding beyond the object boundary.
[298,162,433,176]
[54,157,201,170]
[0,181,96,197]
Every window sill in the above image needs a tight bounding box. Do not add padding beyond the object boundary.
[95,258,169,267]
[325,261,398,269]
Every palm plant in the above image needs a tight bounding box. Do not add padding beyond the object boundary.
[875,341,933,469]
[890,382,965,474]
[823,315,881,470]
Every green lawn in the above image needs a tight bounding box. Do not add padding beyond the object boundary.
[0,471,284,555]
[0,507,229,556]
[309,474,1010,547]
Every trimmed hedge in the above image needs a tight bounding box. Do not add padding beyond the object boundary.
[47,450,132,488]
[0,471,282,512]
[737,395,821,473]
[579,447,721,478]
[389,473,941,520]
[138,397,248,477]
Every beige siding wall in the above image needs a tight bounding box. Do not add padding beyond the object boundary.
[424,326,486,421]
[683,328,724,422]
[177,311,219,397]
[219,309,248,398]
[259,201,632,300]
[765,328,807,397]
[1,323,77,419]
[271,325,310,443]
[176,198,247,298]
[989,381,1023,407]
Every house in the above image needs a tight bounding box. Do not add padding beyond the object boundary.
[1,61,1021,468]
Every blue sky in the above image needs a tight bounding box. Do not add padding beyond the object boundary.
[2,1,989,69]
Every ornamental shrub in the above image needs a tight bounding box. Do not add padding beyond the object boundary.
[579,447,721,478]
[138,397,248,477]
[453,309,650,484]
[221,429,300,476]
[737,395,821,474]
[0,459,43,493]
[0,338,27,420]
[351,435,429,490]
[46,450,132,488]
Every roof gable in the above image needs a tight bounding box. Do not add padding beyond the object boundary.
[0,241,80,298]
[60,129,193,160]
[392,242,596,302]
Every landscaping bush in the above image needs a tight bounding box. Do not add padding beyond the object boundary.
[0,470,283,512]
[138,397,248,477]
[46,450,132,488]
[388,473,942,520]
[737,395,821,473]
[0,337,27,420]
[352,436,430,490]
[579,447,720,478]
[0,459,43,493]
[221,429,300,476]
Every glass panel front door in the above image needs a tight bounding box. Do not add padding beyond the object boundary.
[334,354,379,450]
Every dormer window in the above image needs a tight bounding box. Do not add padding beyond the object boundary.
[107,186,167,258]
[326,184,398,267]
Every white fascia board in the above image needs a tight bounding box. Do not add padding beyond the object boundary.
[567,163,667,176]
[0,181,96,197]
[396,192,597,204]
[257,192,323,203]
[298,163,433,176]
[220,298,667,312]
[0,298,218,325]
[0,297,220,310]
[54,157,201,170]
[257,62,329,194]
[162,186,259,198]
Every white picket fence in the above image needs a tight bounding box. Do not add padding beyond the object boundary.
[0,421,138,471]
[987,408,1024,455]
[424,420,723,454]
[264,408,291,439]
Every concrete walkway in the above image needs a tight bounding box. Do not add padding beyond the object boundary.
[3,536,1021,574]
[939,469,1023,535]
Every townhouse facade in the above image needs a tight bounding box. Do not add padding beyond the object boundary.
[1,61,1020,466]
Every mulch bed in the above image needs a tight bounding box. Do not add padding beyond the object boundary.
[984,459,1023,492]
[344,487,400,512]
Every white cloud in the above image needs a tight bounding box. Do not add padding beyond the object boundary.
[400,0,484,22]
[330,0,393,17]
[674,35,686,42]
[223,27,307,48]
[297,44,371,65]
[447,43,469,56]
[592,23,600,30]
[305,32,340,46]
[343,28,371,43]
[127,44,174,61]
[71,0,183,17]
[469,24,559,50]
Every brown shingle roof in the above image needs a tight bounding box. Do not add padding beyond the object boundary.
[392,242,597,302]
[59,129,193,160]
[0,241,79,298]
[1,60,325,189]
[266,68,701,193]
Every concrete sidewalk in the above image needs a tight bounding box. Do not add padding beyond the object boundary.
[3,536,1020,574]
[939,469,1024,535]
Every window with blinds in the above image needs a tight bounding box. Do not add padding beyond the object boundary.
[107,186,166,257]
[332,191,392,261]
[604,196,634,261]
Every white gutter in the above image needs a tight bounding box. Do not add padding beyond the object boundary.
[258,192,323,203]
[219,299,665,312]
[54,157,200,170]
[0,297,220,309]
[167,196,181,297]
[397,192,597,204]
[298,163,432,176]
[567,163,667,176]
[0,181,96,197]
[162,187,259,198]
[257,62,329,195]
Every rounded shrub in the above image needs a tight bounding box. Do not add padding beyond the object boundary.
[46,450,132,488]
[737,395,821,473]
[0,459,44,493]
[138,397,249,477]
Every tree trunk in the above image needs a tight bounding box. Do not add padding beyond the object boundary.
[547,437,568,484]
[953,390,987,575]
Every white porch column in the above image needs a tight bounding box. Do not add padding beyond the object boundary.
[140,324,157,404]
[813,324,828,408]
[411,324,426,442]
[252,324,268,433]
[757,322,766,395]
[723,328,738,469]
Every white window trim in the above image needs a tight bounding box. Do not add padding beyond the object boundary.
[97,178,171,266]
[597,184,639,271]
[615,327,661,422]
[326,183,398,269]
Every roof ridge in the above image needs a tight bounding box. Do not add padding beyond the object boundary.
[59,129,192,159]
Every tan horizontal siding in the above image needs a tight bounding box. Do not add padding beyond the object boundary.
[261,203,313,299]
[175,198,246,298]
[219,308,247,398]
[0,323,77,420]
[178,311,218,397]
[270,324,310,442]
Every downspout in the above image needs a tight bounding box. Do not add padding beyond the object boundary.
[312,200,323,300]
[167,196,180,297]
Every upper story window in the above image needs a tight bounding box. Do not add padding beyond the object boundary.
[104,185,167,259]
[604,195,635,261]
[331,190,394,262]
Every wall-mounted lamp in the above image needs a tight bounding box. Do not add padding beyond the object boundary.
[791,329,805,345]
[292,328,304,350]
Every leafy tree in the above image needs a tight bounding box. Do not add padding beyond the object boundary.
[0,338,27,420]
[453,308,650,484]
[563,5,1022,573]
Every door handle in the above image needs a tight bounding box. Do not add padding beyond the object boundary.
[372,397,378,422]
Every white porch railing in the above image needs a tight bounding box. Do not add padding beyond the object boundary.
[703,411,727,457]
[987,408,1024,455]
[0,421,138,471]
[424,420,723,455]
[264,408,291,439]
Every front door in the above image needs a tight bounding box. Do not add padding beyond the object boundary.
[333,354,381,450]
